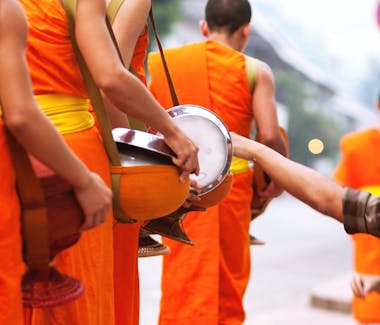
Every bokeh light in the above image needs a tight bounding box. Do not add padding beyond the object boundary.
[308,138,324,155]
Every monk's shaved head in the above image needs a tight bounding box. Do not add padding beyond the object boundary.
[205,0,251,35]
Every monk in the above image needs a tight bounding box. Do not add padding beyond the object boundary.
[333,94,380,325]
[103,0,161,323]
[148,0,286,323]
[19,0,199,324]
[0,0,111,324]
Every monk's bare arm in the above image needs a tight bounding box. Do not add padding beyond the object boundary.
[75,0,174,135]
[103,0,151,128]
[252,60,287,156]
[0,0,111,228]
[251,60,287,197]
[0,0,90,189]
[112,0,150,66]
[76,0,199,179]
[231,133,344,222]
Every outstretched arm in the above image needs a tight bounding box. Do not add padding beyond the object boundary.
[231,132,343,222]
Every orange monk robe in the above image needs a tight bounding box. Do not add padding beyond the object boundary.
[130,25,149,85]
[148,40,254,325]
[113,25,150,325]
[0,122,24,325]
[334,129,380,324]
[20,1,115,324]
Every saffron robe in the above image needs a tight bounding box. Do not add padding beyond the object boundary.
[334,128,380,323]
[0,121,24,325]
[148,40,254,325]
[20,0,114,323]
[113,24,150,325]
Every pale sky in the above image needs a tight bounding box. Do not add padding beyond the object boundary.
[252,0,380,100]
[254,0,379,60]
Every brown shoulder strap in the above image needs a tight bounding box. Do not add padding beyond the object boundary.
[61,0,121,166]
[107,0,124,24]
[6,131,50,270]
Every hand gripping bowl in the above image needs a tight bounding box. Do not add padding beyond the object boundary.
[112,127,190,221]
[113,105,233,209]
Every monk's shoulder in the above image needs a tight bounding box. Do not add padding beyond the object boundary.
[166,41,205,56]
[250,58,274,88]
[1,0,26,31]
[148,42,205,64]
[340,128,378,153]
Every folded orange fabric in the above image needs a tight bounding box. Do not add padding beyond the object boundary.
[0,122,24,325]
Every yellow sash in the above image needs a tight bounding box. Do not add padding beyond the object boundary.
[230,156,250,174]
[35,94,94,134]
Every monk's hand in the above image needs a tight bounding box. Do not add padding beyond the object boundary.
[351,274,380,299]
[182,180,201,208]
[257,181,283,201]
[164,130,200,183]
[73,172,112,231]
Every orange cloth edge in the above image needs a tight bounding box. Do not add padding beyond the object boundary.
[0,122,24,325]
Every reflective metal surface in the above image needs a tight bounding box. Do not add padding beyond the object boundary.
[112,105,233,195]
[112,128,174,166]
[166,105,232,195]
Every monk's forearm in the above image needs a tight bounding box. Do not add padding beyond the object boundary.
[75,1,178,138]
[102,73,179,136]
[103,95,131,129]
[0,10,91,190]
[7,106,90,189]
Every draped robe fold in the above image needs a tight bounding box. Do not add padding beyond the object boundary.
[19,1,133,323]
[148,40,254,325]
[0,121,24,325]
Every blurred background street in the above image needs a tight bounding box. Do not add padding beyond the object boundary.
[138,0,380,323]
[139,193,357,325]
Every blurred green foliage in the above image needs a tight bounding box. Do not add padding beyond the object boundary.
[149,0,181,49]
[274,69,345,166]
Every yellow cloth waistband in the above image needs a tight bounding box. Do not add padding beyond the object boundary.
[230,157,250,174]
[35,94,94,134]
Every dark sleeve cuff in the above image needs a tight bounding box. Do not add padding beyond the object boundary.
[342,188,380,237]
[342,188,370,234]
